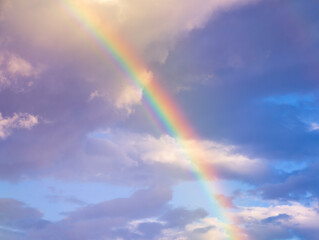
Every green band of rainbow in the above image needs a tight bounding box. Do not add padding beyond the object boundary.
[61,1,247,239]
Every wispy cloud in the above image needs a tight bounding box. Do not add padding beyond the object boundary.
[0,113,38,139]
[0,52,41,90]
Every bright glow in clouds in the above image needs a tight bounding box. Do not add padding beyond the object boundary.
[89,129,267,180]
[0,0,257,63]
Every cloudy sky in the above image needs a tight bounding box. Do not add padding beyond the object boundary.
[1,0,319,239]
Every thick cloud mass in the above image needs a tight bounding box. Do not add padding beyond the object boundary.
[0,199,47,230]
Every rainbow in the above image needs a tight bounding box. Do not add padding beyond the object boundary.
[61,1,247,239]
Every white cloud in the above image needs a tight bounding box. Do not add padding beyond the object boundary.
[0,113,39,139]
[6,54,35,77]
[88,84,143,114]
[114,70,153,113]
[88,90,101,101]
[155,216,246,240]
[88,130,268,181]
[184,217,229,240]
[177,201,319,240]
[88,70,152,113]
[41,129,267,184]
[0,52,41,90]
[115,85,143,113]
[132,134,265,178]
[310,122,319,131]
[238,201,319,240]
[155,201,319,240]
[240,202,319,229]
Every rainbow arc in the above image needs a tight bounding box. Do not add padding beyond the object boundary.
[61,1,247,239]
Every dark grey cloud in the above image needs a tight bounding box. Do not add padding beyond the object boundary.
[245,224,296,240]
[21,186,212,240]
[0,198,49,231]
[67,186,172,220]
[160,207,208,228]
[155,0,319,162]
[257,162,319,201]
[261,213,292,224]
[136,222,163,239]
[244,211,318,240]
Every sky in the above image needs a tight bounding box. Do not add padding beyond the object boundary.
[0,0,319,239]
